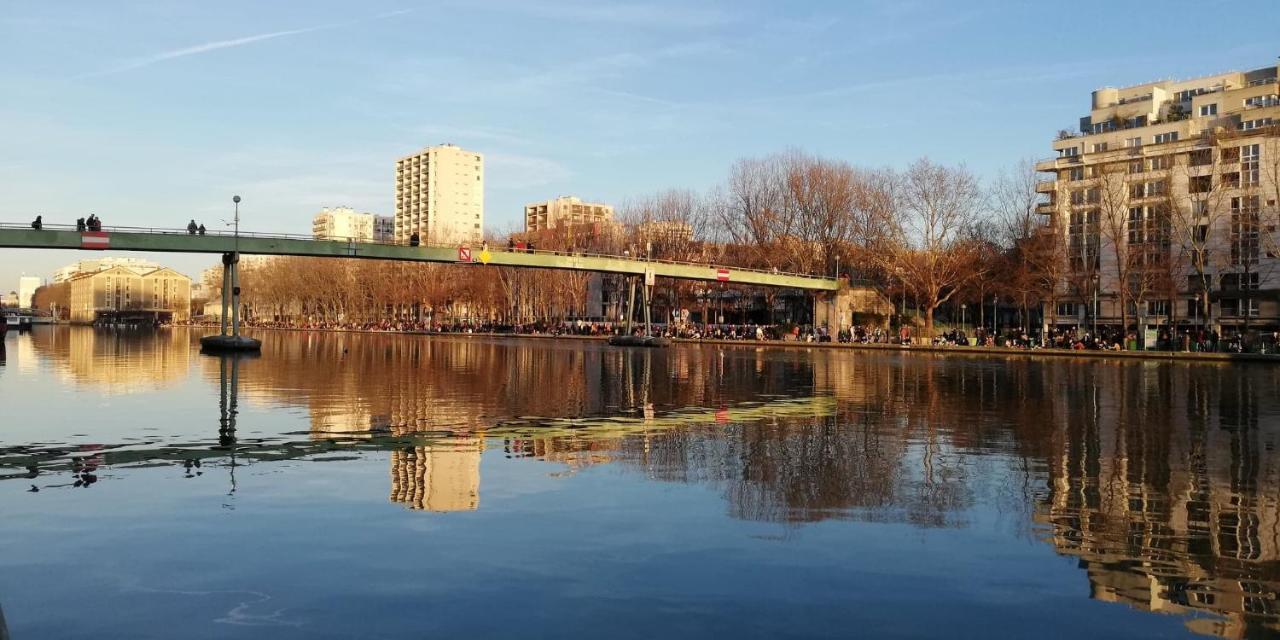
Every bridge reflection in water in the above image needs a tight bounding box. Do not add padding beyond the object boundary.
[4,327,1280,637]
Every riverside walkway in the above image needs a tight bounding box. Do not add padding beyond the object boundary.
[0,223,839,291]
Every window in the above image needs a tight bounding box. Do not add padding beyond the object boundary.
[1147,300,1169,316]
[1126,136,1142,148]
[1130,183,1146,199]
[1055,303,1078,317]
[1230,196,1261,265]
[1189,175,1212,194]
[1242,144,1260,185]
[1067,167,1084,181]
[1221,272,1260,291]
[1194,224,1208,242]
[1062,147,1079,157]
[1148,155,1172,171]
[1186,299,1204,318]
[1129,160,1144,174]
[1154,132,1179,144]
[1199,103,1218,117]
[1128,207,1145,244]
[1091,142,1109,153]
[1221,147,1240,163]
[1244,94,1279,108]
[1146,181,1166,197]
[1241,117,1274,131]
[1189,148,1212,166]
[1221,298,1260,317]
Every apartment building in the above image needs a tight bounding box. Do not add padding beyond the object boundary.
[524,196,614,233]
[395,144,484,246]
[1037,61,1280,335]
[312,206,392,243]
[18,276,41,308]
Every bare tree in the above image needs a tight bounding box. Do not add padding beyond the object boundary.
[871,159,984,338]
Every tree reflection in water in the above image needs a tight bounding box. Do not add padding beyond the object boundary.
[7,327,1280,636]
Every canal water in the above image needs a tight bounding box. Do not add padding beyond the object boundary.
[1,327,1278,639]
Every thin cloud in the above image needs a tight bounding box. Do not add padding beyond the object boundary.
[80,9,413,78]
[81,25,334,78]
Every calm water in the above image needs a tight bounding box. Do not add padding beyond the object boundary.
[1,327,1278,639]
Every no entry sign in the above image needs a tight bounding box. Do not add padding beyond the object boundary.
[457,246,472,262]
[715,268,730,282]
[81,231,109,250]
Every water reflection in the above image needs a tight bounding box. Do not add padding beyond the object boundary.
[5,327,1280,636]
[26,327,191,393]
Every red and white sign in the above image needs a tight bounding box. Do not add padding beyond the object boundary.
[457,246,472,262]
[81,232,110,250]
[715,268,730,282]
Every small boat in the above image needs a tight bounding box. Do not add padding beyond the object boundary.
[608,335,671,348]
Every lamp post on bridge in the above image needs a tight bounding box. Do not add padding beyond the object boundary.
[231,195,241,339]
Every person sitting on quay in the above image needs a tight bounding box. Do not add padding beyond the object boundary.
[187,219,198,234]
[198,224,206,235]
[31,215,42,230]
[76,217,86,231]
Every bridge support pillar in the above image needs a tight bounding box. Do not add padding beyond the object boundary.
[200,253,261,352]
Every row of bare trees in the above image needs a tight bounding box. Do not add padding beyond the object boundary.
[202,137,1280,337]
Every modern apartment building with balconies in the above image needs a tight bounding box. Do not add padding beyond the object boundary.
[1037,61,1280,336]
[524,196,614,233]
[395,144,484,246]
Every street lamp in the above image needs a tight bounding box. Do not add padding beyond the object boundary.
[232,195,241,338]
[961,303,967,330]
[1092,274,1100,338]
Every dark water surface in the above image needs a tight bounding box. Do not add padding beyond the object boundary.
[1,327,1278,639]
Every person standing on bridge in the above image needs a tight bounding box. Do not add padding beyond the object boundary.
[187,220,198,234]
[76,217,86,231]
[198,223,206,235]
[31,215,42,230]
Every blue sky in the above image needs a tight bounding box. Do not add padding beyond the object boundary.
[2,0,1278,288]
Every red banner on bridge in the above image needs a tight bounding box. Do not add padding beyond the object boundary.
[81,232,109,250]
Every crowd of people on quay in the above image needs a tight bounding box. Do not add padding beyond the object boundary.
[179,316,1280,354]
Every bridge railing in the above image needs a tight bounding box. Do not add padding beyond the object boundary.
[2,222,842,283]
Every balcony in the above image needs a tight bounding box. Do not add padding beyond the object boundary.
[1035,180,1056,194]
[1035,202,1056,215]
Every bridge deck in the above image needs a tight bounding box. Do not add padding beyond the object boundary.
[0,226,839,291]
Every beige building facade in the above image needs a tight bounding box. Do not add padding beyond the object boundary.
[524,196,614,233]
[69,265,191,324]
[312,206,394,243]
[1037,61,1280,334]
[53,257,162,283]
[395,143,484,246]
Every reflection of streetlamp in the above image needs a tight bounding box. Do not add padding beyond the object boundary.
[961,303,967,329]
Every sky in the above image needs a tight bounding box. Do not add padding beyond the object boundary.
[2,0,1279,289]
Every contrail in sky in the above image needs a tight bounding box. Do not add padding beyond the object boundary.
[81,9,412,78]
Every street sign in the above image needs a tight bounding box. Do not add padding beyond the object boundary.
[715,268,730,282]
[81,231,109,250]
[644,267,655,287]
[457,246,472,262]
[479,249,491,264]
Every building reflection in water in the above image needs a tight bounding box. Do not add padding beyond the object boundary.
[26,326,191,393]
[16,328,1280,637]
[389,438,483,512]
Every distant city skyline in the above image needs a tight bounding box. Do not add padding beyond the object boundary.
[3,0,1279,282]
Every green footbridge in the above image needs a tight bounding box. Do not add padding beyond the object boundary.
[0,225,838,291]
